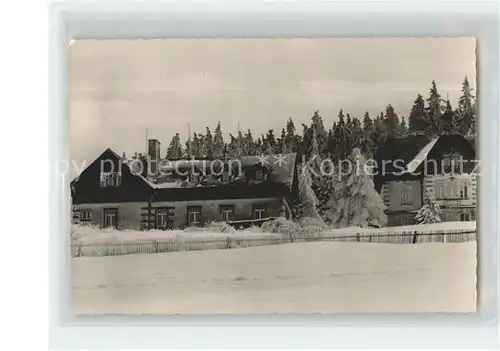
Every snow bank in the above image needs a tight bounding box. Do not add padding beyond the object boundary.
[72,241,477,314]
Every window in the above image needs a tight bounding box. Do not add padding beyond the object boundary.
[222,170,231,182]
[442,153,462,169]
[435,178,470,200]
[461,184,469,199]
[156,208,174,229]
[100,172,122,187]
[460,212,470,222]
[220,205,235,222]
[187,206,202,225]
[103,208,118,228]
[255,170,264,181]
[434,180,445,199]
[400,184,411,205]
[80,209,92,222]
[253,207,267,220]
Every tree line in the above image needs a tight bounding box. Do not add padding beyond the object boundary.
[162,77,475,161]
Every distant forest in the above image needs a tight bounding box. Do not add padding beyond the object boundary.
[132,77,475,162]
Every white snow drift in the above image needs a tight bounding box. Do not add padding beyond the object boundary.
[72,240,477,314]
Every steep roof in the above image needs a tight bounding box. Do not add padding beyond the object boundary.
[374,132,476,175]
[374,134,434,174]
[465,135,476,152]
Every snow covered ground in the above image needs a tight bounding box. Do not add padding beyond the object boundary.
[72,241,477,314]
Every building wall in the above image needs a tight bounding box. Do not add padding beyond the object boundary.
[73,202,147,230]
[381,174,477,226]
[153,197,284,228]
[424,173,476,207]
[387,212,417,227]
[381,180,422,212]
[74,197,285,230]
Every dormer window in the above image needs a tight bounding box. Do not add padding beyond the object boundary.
[100,172,122,187]
[222,170,231,182]
[442,152,462,169]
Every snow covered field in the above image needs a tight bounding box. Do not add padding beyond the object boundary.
[72,241,477,314]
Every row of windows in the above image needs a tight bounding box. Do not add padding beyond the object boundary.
[76,205,268,228]
[100,172,122,187]
[434,179,470,200]
[99,168,267,188]
[185,205,267,225]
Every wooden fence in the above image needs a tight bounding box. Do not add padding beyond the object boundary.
[71,228,476,258]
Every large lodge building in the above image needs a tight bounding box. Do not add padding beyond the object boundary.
[71,139,299,230]
[71,133,477,230]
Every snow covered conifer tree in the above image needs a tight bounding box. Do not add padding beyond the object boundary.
[297,164,323,223]
[415,197,442,224]
[325,148,387,228]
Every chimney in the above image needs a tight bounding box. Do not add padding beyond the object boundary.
[147,139,161,177]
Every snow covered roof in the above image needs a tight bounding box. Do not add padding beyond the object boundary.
[374,133,476,177]
[404,138,439,174]
[155,153,297,188]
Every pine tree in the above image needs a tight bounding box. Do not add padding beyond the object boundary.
[310,110,329,154]
[332,110,352,161]
[237,130,245,155]
[442,100,454,133]
[325,148,387,228]
[307,127,321,173]
[285,117,299,152]
[362,112,374,136]
[346,113,353,130]
[415,197,442,224]
[371,112,387,151]
[353,117,373,157]
[205,127,214,158]
[351,118,363,145]
[408,94,427,133]
[300,123,311,156]
[297,164,323,222]
[197,134,207,157]
[400,116,408,135]
[425,80,445,136]
[384,104,401,138]
[255,137,263,155]
[191,133,201,157]
[265,129,277,154]
[166,133,183,159]
[456,76,476,135]
[244,129,256,155]
[213,122,225,158]
[279,128,291,153]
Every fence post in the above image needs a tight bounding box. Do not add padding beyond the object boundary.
[412,231,418,244]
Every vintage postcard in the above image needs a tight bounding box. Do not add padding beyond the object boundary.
[69,38,477,314]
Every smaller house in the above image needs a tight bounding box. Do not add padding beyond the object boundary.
[374,133,477,226]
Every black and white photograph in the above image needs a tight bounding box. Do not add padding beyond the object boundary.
[68,38,477,314]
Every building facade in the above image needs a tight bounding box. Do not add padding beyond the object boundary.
[375,133,477,226]
[71,145,298,230]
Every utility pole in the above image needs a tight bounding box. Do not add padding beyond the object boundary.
[188,122,192,158]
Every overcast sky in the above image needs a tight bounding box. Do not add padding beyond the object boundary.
[69,38,476,165]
